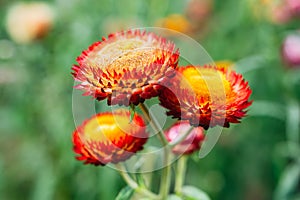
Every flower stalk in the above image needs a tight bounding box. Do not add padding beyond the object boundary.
[174,156,188,195]
[138,103,169,145]
[138,103,171,200]
[116,164,159,199]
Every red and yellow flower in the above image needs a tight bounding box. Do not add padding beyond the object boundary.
[159,66,252,129]
[72,30,179,106]
[72,109,148,166]
[165,121,205,155]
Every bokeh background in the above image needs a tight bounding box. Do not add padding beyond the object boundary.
[0,0,300,199]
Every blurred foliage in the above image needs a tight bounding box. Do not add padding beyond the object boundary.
[0,0,299,200]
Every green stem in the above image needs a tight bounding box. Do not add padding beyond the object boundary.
[170,126,194,147]
[138,103,169,145]
[175,156,187,195]
[138,103,171,200]
[159,161,171,200]
[286,99,300,157]
[116,164,159,199]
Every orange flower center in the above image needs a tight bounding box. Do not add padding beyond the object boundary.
[84,38,164,88]
[83,113,135,143]
[87,39,161,70]
[181,67,236,104]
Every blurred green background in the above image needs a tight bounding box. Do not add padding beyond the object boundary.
[0,0,300,199]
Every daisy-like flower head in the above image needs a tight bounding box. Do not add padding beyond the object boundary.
[72,30,179,106]
[72,109,148,166]
[165,121,205,155]
[159,66,252,129]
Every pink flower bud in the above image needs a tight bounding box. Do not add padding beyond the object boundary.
[282,33,300,68]
[165,121,205,155]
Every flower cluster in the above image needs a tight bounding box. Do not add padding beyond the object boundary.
[71,30,252,166]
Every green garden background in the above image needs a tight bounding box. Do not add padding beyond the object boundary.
[0,0,299,199]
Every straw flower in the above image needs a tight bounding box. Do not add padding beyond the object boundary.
[72,30,179,106]
[159,66,252,129]
[72,110,148,166]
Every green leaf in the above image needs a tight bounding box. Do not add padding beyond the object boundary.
[136,173,146,188]
[129,104,136,123]
[167,194,183,200]
[274,163,300,200]
[181,186,211,200]
[115,186,134,200]
[248,100,286,121]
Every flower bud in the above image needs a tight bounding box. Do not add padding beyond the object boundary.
[282,33,300,68]
[165,121,205,155]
